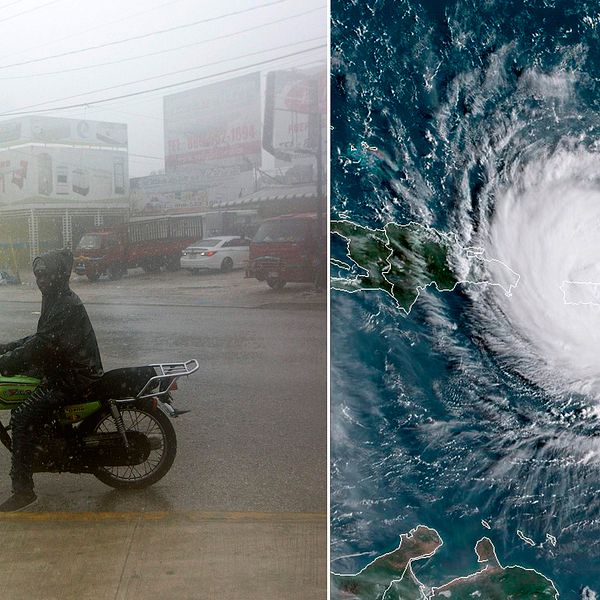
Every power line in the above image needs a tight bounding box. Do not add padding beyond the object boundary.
[0,5,325,80]
[3,39,324,111]
[0,0,63,25]
[66,57,325,120]
[0,0,292,70]
[0,44,326,116]
[0,0,191,62]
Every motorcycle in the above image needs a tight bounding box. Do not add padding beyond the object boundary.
[0,360,198,489]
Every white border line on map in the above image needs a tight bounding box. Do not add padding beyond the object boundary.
[330,524,443,599]
[330,220,520,315]
[428,537,559,599]
[516,529,536,547]
[560,280,600,307]
[330,529,559,599]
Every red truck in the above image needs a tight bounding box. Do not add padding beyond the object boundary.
[246,213,325,289]
[74,215,203,282]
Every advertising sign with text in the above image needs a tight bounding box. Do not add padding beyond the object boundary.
[263,66,326,161]
[0,116,128,149]
[164,73,262,172]
[0,146,128,204]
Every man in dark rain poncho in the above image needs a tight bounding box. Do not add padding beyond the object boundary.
[0,249,103,511]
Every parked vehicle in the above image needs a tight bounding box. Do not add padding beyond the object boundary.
[181,236,250,274]
[200,210,259,238]
[0,271,19,286]
[74,215,203,282]
[0,360,198,489]
[246,213,324,289]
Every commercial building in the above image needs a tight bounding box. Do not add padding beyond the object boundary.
[0,116,129,266]
[129,73,263,218]
[134,66,326,220]
[216,66,327,220]
[0,64,327,273]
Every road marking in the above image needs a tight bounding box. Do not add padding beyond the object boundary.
[0,510,326,522]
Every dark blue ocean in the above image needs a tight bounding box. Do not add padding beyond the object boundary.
[330,1,600,597]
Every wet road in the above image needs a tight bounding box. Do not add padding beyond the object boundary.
[0,298,327,514]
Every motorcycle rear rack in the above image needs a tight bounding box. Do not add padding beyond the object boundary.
[135,359,199,400]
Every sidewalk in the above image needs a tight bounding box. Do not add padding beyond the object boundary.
[0,510,326,600]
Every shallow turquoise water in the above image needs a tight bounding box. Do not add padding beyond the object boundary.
[330,1,600,596]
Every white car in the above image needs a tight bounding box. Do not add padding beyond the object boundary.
[180,236,250,273]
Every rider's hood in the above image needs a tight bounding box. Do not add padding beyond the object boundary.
[32,248,73,298]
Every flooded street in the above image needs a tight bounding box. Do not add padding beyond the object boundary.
[0,269,326,513]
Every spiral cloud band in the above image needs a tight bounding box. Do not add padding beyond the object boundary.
[481,149,600,396]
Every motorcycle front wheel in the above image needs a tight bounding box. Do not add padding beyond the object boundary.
[85,405,177,489]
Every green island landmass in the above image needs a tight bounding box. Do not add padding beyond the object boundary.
[331,531,558,600]
[384,564,427,600]
[331,220,457,313]
[331,525,442,600]
[430,537,558,599]
[330,220,520,313]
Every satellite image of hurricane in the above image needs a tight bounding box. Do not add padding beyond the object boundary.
[330,1,600,598]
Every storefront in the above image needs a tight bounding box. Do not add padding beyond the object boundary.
[0,198,129,267]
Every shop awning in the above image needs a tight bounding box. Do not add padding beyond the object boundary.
[212,184,319,208]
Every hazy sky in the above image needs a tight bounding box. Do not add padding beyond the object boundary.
[0,0,327,177]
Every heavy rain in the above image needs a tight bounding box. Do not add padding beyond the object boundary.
[0,1,327,598]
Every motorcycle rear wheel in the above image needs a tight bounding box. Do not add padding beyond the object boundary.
[85,406,177,489]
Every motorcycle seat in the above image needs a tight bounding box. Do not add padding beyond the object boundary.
[85,366,158,402]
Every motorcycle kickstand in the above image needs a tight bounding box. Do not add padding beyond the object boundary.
[109,400,129,449]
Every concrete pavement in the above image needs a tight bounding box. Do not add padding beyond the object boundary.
[0,510,327,599]
[0,269,328,599]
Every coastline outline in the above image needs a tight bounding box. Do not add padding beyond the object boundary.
[331,219,521,315]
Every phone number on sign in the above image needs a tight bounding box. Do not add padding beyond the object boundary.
[167,125,257,154]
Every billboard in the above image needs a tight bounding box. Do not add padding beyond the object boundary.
[130,166,240,194]
[0,146,128,203]
[163,73,262,172]
[129,167,255,215]
[0,116,128,149]
[263,67,327,161]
